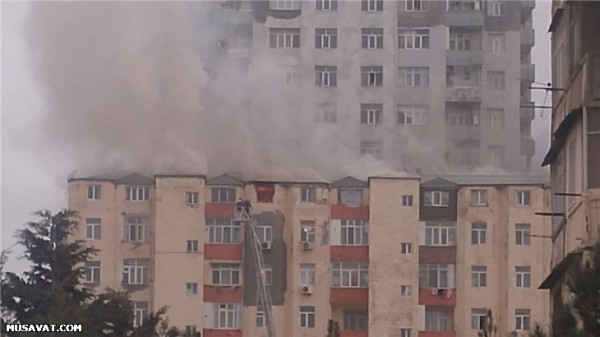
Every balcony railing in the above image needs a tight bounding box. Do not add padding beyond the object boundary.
[446,11,484,27]
[418,288,456,306]
[446,125,481,141]
[445,86,481,102]
[446,50,483,65]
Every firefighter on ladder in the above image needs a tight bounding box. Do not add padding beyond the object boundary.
[236,198,252,219]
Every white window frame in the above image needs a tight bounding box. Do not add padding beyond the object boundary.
[126,186,150,201]
[515,309,531,331]
[360,104,382,125]
[470,189,487,206]
[471,265,487,287]
[401,242,412,254]
[269,0,301,10]
[332,262,369,288]
[361,66,383,86]
[401,285,412,297]
[490,146,505,167]
[488,108,504,129]
[425,222,456,246]
[206,218,241,244]
[424,191,449,207]
[300,186,317,203]
[515,223,531,245]
[300,306,316,328]
[361,28,384,49]
[398,29,429,50]
[449,32,471,51]
[360,141,383,159]
[262,265,273,286]
[516,190,531,206]
[124,216,148,242]
[315,28,337,49]
[316,0,336,11]
[133,302,148,328]
[269,28,301,49]
[122,259,149,285]
[213,303,241,329]
[186,282,198,294]
[300,220,316,243]
[87,185,101,200]
[419,264,450,289]
[316,103,337,124]
[300,263,316,285]
[212,263,241,286]
[85,261,101,284]
[315,65,337,87]
[256,225,273,243]
[487,71,505,91]
[471,223,487,245]
[401,329,412,337]
[487,0,504,17]
[398,105,428,125]
[515,266,531,288]
[186,191,199,206]
[86,218,101,240]
[187,240,199,252]
[489,33,506,54]
[405,0,423,12]
[398,67,429,88]
[471,308,488,330]
[341,220,369,245]
[402,195,413,206]
[425,308,452,332]
[343,310,368,331]
[211,187,236,203]
[362,0,383,12]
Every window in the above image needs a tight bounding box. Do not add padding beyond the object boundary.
[398,105,429,125]
[489,33,506,54]
[315,28,337,49]
[316,0,337,11]
[186,282,198,294]
[446,64,480,87]
[487,71,505,91]
[449,32,470,51]
[132,302,148,328]
[398,67,429,88]
[361,28,383,49]
[124,216,148,242]
[515,309,530,331]
[489,146,505,168]
[284,66,299,85]
[516,190,531,206]
[446,108,479,126]
[126,186,150,201]
[269,0,300,10]
[360,104,383,125]
[515,224,531,245]
[516,266,531,288]
[553,43,564,88]
[398,29,429,49]
[206,218,241,243]
[425,309,452,332]
[256,184,275,203]
[339,188,363,206]
[256,225,273,243]
[212,264,241,286]
[401,243,412,254]
[471,308,488,330]
[85,261,101,284]
[488,108,504,129]
[470,189,487,206]
[405,0,423,11]
[471,266,487,287]
[332,262,369,287]
[211,187,236,203]
[424,191,449,207]
[402,195,413,206]
[419,264,449,288]
[256,310,265,327]
[362,0,383,12]
[187,240,199,252]
[425,222,456,246]
[300,263,316,285]
[315,66,337,86]
[262,265,273,286]
[401,285,412,297]
[471,223,487,245]
[341,220,369,245]
[213,303,241,329]
[122,259,149,285]
[300,306,315,328]
[87,185,101,200]
[300,220,316,243]
[401,329,412,337]
[361,66,383,87]
[343,310,368,331]
[316,103,337,124]
[487,1,504,16]
[86,218,101,240]
[360,141,383,159]
[186,192,199,206]
[269,28,300,48]
[300,186,316,203]
[185,326,198,336]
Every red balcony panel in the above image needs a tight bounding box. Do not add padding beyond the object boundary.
[204,244,243,260]
[203,285,242,303]
[331,205,369,220]
[203,329,242,337]
[340,331,368,337]
[205,203,235,218]
[419,331,456,337]
[419,247,457,264]
[330,288,368,306]
[330,246,369,262]
[418,288,456,307]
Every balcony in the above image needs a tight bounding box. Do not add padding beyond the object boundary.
[419,332,456,337]
[446,125,481,141]
[521,64,535,83]
[445,86,481,102]
[418,288,456,307]
[446,11,484,27]
[520,137,535,157]
[446,50,483,65]
[521,103,535,121]
[340,331,368,337]
[331,288,369,306]
[521,27,535,51]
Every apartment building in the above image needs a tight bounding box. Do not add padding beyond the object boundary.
[202,0,536,172]
[538,0,600,314]
[68,172,550,337]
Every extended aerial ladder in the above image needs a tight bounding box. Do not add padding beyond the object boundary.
[235,207,275,337]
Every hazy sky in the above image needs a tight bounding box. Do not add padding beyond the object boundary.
[1,1,553,273]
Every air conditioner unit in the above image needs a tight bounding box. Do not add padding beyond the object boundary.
[261,241,272,250]
[301,241,314,251]
[301,285,314,295]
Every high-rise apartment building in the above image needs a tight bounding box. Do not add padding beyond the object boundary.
[539,0,600,316]
[69,172,550,337]
[202,0,536,173]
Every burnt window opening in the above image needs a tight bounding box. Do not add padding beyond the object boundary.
[338,188,363,206]
[256,184,275,203]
